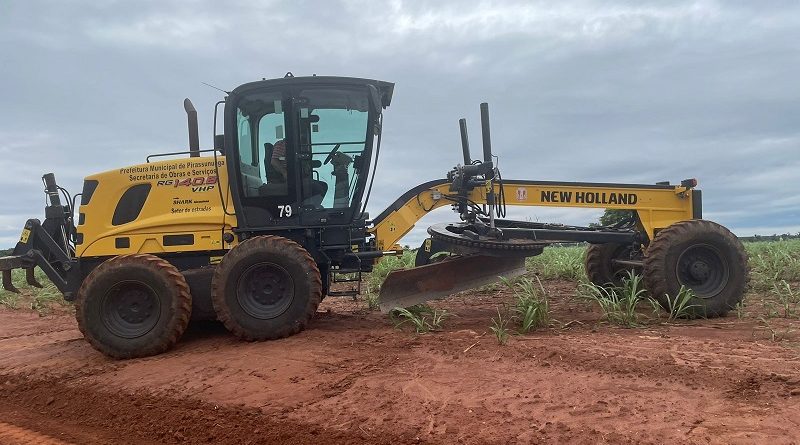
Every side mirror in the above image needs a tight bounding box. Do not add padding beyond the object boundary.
[214,134,225,153]
[311,160,322,168]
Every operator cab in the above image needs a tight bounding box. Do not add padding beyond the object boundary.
[223,75,393,230]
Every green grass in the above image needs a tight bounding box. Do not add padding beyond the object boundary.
[0,288,21,309]
[660,285,701,321]
[490,307,510,345]
[754,316,796,342]
[746,239,800,290]
[0,268,69,315]
[518,239,800,292]
[766,280,800,319]
[554,239,800,328]
[389,304,449,333]
[361,250,417,310]
[365,250,416,294]
[501,276,550,333]
[579,271,647,327]
[3,239,799,327]
[525,245,586,281]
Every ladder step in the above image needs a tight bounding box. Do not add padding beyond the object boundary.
[327,289,359,297]
[331,269,362,274]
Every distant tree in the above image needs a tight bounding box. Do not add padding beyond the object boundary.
[597,209,635,227]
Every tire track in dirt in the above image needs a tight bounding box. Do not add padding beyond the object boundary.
[0,327,76,341]
[290,320,800,443]
[0,422,71,445]
[0,374,430,445]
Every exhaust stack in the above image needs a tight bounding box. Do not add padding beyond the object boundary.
[459,118,471,165]
[184,98,200,157]
[479,102,492,162]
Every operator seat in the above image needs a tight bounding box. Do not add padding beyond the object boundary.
[262,142,328,207]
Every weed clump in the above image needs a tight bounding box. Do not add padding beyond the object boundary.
[579,271,646,327]
[501,276,550,333]
[659,285,699,321]
[769,280,800,319]
[490,308,510,345]
[389,304,449,334]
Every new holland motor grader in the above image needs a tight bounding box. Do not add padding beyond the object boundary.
[0,74,748,358]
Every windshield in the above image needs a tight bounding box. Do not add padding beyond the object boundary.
[296,87,370,209]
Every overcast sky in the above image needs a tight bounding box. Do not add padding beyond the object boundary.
[1,0,798,248]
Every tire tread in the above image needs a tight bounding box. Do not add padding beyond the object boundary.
[643,220,748,318]
[211,236,322,341]
[75,254,191,359]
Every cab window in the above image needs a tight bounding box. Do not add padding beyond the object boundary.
[236,94,288,197]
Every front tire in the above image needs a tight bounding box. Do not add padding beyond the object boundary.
[211,235,322,341]
[643,220,748,318]
[75,254,192,359]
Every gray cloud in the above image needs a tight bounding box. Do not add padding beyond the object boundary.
[1,0,798,247]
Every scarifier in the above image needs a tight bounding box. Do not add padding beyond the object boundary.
[0,74,748,358]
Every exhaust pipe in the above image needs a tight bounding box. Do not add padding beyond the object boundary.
[479,102,496,230]
[184,98,200,157]
[459,118,471,165]
[479,102,492,162]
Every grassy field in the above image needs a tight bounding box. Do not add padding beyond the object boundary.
[366,240,800,340]
[0,267,68,315]
[366,240,800,290]
[3,239,799,325]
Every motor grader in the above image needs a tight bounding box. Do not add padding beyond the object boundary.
[0,74,748,358]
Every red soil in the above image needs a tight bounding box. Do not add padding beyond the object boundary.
[1,281,798,444]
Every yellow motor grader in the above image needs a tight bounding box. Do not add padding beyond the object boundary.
[0,74,747,358]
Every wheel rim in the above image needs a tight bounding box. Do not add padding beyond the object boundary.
[675,243,730,298]
[236,262,294,319]
[101,280,161,339]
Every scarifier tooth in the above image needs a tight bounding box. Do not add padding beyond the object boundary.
[25,268,43,288]
[2,270,20,293]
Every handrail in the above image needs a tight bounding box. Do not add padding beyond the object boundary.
[146,149,217,163]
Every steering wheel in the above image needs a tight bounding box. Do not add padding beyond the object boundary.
[323,143,341,165]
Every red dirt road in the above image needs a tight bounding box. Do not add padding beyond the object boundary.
[1,282,799,444]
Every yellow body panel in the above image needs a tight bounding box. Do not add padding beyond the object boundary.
[369,182,695,251]
[76,153,694,259]
[76,155,237,257]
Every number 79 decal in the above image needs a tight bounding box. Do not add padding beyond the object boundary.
[277,205,293,217]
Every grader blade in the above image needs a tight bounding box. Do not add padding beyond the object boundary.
[378,255,526,313]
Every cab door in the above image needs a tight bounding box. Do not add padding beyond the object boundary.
[227,90,301,229]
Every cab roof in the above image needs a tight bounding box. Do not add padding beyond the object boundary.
[230,75,395,107]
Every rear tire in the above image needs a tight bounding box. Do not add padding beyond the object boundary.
[75,254,192,359]
[211,235,322,341]
[584,243,641,287]
[643,220,748,318]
